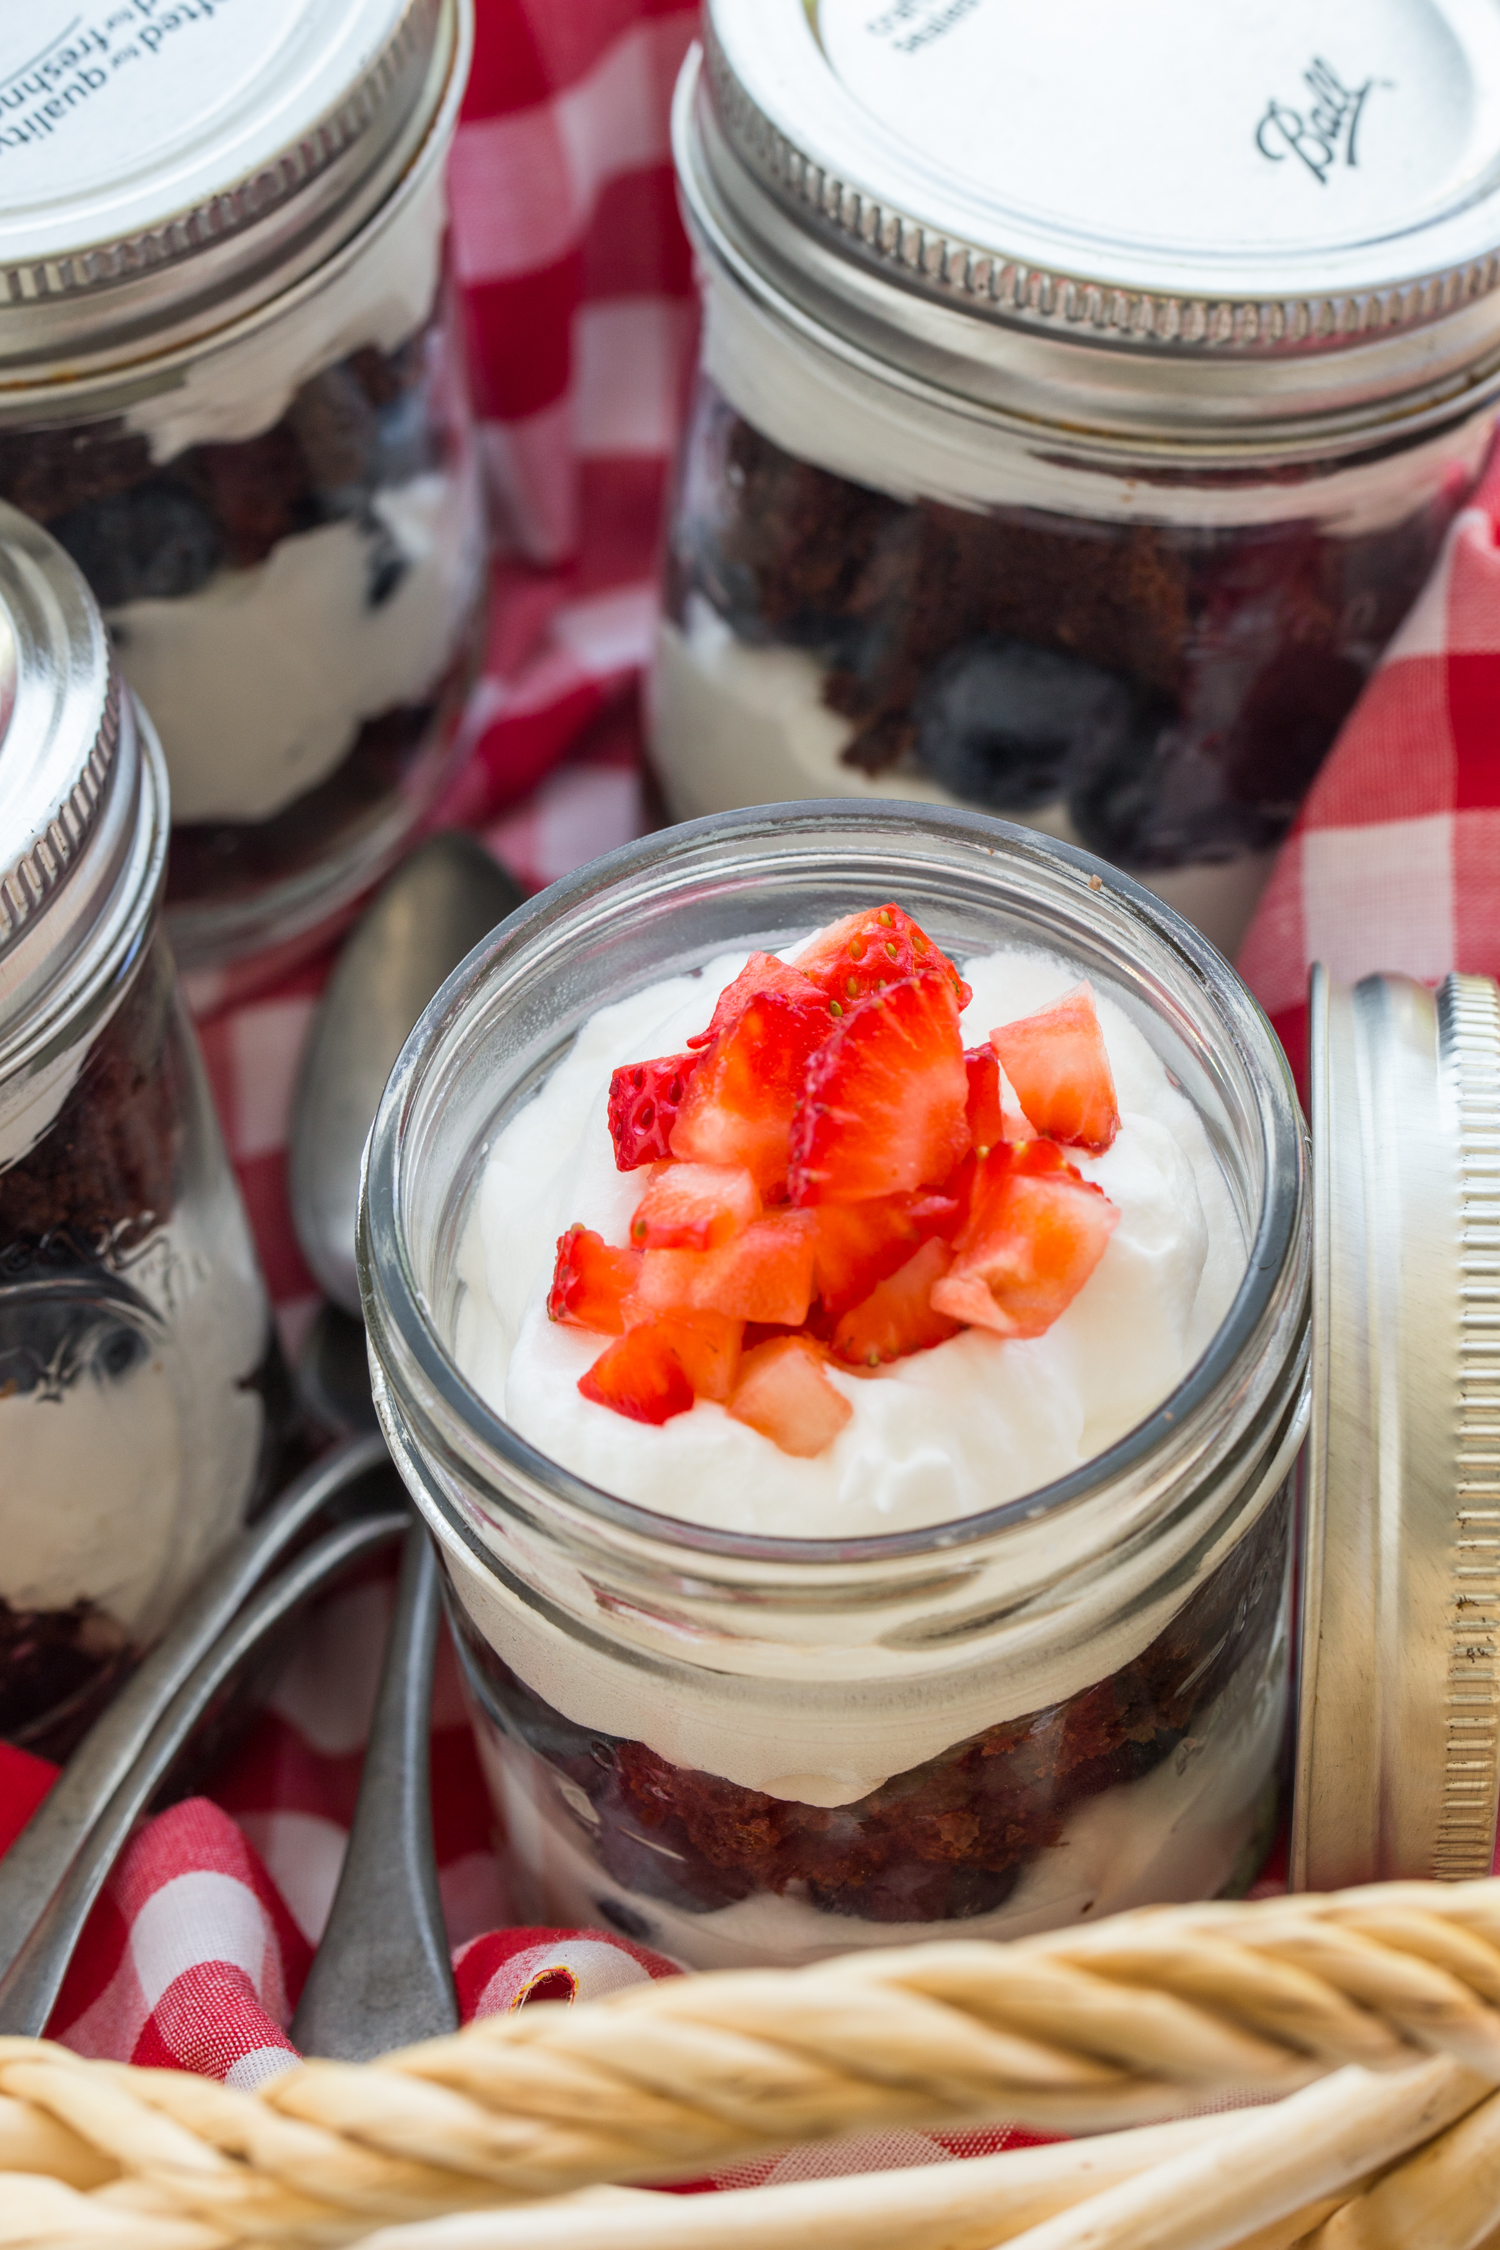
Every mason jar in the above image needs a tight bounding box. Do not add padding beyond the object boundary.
[361,802,1309,1967]
[0,0,487,983]
[0,507,283,1756]
[651,2,1500,956]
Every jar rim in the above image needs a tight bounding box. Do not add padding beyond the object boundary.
[361,801,1310,1571]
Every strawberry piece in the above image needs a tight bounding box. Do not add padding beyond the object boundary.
[991,983,1119,1153]
[687,952,821,1050]
[795,903,972,1014]
[649,1310,744,1403]
[608,1052,699,1171]
[832,1237,962,1370]
[547,1226,644,1335]
[964,1046,1006,1157]
[930,1139,1119,1339]
[670,989,833,1194]
[728,1335,852,1458]
[630,1162,760,1252]
[578,1323,694,1425]
[626,1212,817,1326]
[789,972,970,1206]
[810,1190,958,1319]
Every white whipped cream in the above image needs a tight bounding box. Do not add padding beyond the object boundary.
[649,602,1275,959]
[454,937,1243,1542]
[111,455,486,826]
[122,158,449,464]
[0,1155,271,1640]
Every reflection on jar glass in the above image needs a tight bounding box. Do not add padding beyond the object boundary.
[0,0,487,983]
[650,5,1500,957]
[0,508,286,1755]
[360,804,1309,1968]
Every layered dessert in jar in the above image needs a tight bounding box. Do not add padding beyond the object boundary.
[652,1,1500,955]
[361,807,1309,1969]
[0,504,284,1755]
[0,0,486,977]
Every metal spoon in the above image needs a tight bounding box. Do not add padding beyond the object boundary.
[0,1431,392,1988]
[283,830,519,2050]
[290,1525,455,2057]
[289,829,524,1319]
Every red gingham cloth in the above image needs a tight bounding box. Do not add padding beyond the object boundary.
[2,0,1497,2179]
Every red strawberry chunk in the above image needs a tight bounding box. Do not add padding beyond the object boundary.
[670,989,833,1194]
[790,972,970,1206]
[810,1190,958,1319]
[964,1046,1006,1157]
[687,952,821,1050]
[578,1324,694,1425]
[630,1162,760,1252]
[626,1212,816,1326]
[547,1226,643,1335]
[991,983,1119,1153]
[608,1052,699,1171]
[832,1237,962,1370]
[649,1310,744,1403]
[794,904,972,1013]
[728,1335,852,1459]
[930,1139,1119,1339]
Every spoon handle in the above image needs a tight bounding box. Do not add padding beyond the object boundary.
[0,1431,391,1987]
[0,1506,409,2039]
[291,1524,457,2059]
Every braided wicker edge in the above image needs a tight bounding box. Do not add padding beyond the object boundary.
[4,1880,1500,2249]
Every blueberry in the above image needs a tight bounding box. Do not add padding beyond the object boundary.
[52,481,223,608]
[1069,722,1285,867]
[913,637,1146,811]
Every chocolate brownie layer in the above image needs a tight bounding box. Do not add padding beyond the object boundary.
[667,388,1453,866]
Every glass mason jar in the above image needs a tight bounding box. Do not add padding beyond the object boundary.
[361,802,1309,1967]
[0,0,488,984]
[651,4,1500,957]
[0,507,284,1757]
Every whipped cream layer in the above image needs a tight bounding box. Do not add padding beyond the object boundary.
[454,935,1245,1543]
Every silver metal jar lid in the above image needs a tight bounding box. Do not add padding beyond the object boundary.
[0,0,460,379]
[689,0,1500,442]
[0,501,163,1064]
[1293,965,1500,1889]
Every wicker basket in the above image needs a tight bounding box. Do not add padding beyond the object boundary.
[5,1878,1500,2249]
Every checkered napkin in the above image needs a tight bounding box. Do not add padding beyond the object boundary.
[1,0,1495,2170]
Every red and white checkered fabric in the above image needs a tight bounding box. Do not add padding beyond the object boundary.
[1238,439,1500,1085]
[3,0,1498,2174]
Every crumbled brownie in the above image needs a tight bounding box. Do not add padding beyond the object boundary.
[667,387,1453,865]
[456,1487,1289,1925]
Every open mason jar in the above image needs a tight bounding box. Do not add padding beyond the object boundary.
[361,803,1309,1967]
[0,506,284,1757]
[0,0,487,985]
[652,1,1500,956]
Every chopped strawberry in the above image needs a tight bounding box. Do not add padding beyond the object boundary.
[728,1335,852,1458]
[930,1139,1119,1338]
[687,952,821,1050]
[630,1162,760,1252]
[670,989,833,1194]
[790,973,970,1206]
[547,1226,644,1335]
[964,1046,1006,1157]
[832,1237,962,1370]
[578,1324,694,1425]
[795,904,972,1013]
[648,1310,743,1403]
[626,1212,817,1326]
[608,1052,699,1171]
[810,1190,958,1319]
[991,983,1119,1153]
